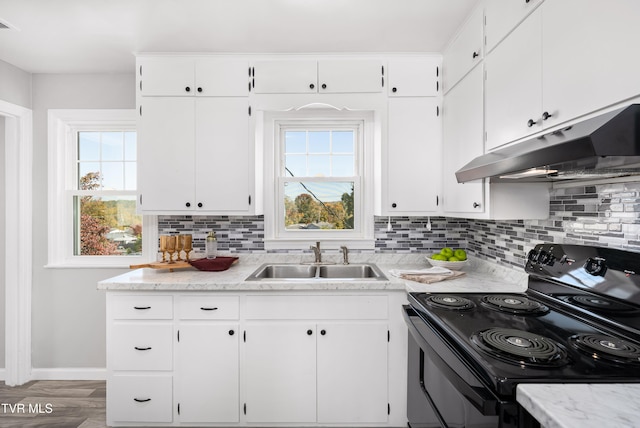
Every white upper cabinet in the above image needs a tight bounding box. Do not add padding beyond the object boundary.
[252,59,383,94]
[541,0,640,128]
[484,0,544,53]
[252,60,318,94]
[485,8,542,150]
[139,57,249,97]
[387,57,440,97]
[443,5,483,93]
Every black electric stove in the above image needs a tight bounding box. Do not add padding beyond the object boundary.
[404,243,640,428]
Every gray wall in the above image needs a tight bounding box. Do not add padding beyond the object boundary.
[31,73,134,369]
[0,116,5,369]
[0,59,31,109]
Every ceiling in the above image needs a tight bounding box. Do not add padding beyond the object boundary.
[0,0,479,74]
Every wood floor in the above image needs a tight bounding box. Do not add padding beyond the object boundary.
[0,380,107,428]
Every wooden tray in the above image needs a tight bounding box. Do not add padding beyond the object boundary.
[130,257,239,272]
[130,260,193,272]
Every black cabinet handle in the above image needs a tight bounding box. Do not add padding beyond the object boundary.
[320,329,326,335]
[197,202,203,208]
[472,51,479,59]
[197,87,203,93]
[542,111,552,120]
[527,118,537,127]
[307,329,313,335]
[133,306,151,310]
[392,87,397,93]
[525,0,530,3]
[321,83,327,89]
[186,202,191,207]
[134,346,152,351]
[229,330,235,336]
[392,203,397,208]
[309,83,315,89]
[200,307,218,311]
[473,202,481,208]
[185,86,191,92]
[133,398,151,403]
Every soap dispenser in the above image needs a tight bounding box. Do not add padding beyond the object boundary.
[206,231,218,259]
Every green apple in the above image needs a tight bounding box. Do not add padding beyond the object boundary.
[448,256,460,262]
[453,249,467,261]
[431,254,447,261]
[440,247,454,258]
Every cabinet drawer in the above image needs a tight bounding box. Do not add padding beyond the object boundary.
[110,294,173,320]
[177,295,240,320]
[107,375,173,423]
[245,295,388,320]
[111,323,173,371]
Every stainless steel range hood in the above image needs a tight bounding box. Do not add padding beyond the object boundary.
[455,104,640,183]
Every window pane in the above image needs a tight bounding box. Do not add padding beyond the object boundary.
[78,164,101,189]
[74,195,142,256]
[78,132,100,161]
[332,155,354,176]
[285,131,306,153]
[309,131,330,153]
[308,155,331,177]
[285,155,306,177]
[124,132,137,161]
[101,163,124,190]
[283,181,354,230]
[332,131,354,153]
[102,132,124,161]
[124,162,137,191]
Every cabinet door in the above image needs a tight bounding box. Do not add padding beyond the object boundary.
[138,97,196,211]
[388,58,440,97]
[176,323,239,423]
[386,97,441,214]
[542,0,640,128]
[317,323,388,423]
[318,60,383,93]
[195,58,249,96]
[443,6,483,93]
[252,60,317,94]
[484,0,543,53]
[139,57,195,97]
[485,8,542,150]
[244,323,316,423]
[194,98,250,212]
[443,66,485,214]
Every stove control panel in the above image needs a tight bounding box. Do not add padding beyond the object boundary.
[584,257,608,276]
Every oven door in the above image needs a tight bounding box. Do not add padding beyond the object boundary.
[404,305,518,428]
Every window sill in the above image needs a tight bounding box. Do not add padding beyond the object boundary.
[45,257,149,269]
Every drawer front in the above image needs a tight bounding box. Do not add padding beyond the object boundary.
[177,295,240,320]
[107,374,173,423]
[110,323,173,371]
[110,294,173,320]
[244,295,388,320]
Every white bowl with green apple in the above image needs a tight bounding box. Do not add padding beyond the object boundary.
[427,248,468,270]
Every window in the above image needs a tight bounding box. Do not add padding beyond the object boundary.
[263,107,374,249]
[48,110,157,267]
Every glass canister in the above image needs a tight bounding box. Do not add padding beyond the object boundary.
[205,231,218,259]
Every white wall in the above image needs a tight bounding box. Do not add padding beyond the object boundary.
[0,116,5,369]
[31,73,135,370]
[0,59,31,109]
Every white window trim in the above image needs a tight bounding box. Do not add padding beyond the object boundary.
[262,106,375,250]
[47,109,157,268]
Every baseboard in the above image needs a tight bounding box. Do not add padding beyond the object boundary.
[31,368,106,380]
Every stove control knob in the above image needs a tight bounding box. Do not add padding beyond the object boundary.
[584,257,607,276]
[527,249,539,263]
[538,250,555,266]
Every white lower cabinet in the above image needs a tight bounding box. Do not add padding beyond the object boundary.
[106,291,402,427]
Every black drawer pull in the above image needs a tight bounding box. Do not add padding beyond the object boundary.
[133,306,151,310]
[133,398,151,403]
[134,346,152,351]
[320,329,326,335]
[307,329,313,335]
[200,307,219,311]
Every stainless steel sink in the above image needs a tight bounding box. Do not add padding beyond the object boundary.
[245,263,388,281]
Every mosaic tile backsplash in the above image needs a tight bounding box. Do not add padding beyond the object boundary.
[158,181,640,270]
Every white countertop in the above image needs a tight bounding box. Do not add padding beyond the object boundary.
[97,253,528,293]
[517,384,640,428]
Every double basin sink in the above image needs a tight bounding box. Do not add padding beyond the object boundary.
[246,263,388,281]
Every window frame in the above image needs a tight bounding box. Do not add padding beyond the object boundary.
[47,109,157,268]
[263,107,375,250]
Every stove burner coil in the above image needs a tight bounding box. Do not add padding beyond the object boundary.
[570,333,640,366]
[481,295,549,315]
[472,328,568,368]
[565,295,639,315]
[423,295,475,311]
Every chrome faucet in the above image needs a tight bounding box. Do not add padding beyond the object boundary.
[340,246,349,265]
[310,241,322,264]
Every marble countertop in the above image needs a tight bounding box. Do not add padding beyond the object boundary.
[97,253,528,293]
[517,384,640,428]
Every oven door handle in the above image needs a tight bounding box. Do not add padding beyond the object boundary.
[403,305,500,416]
[418,349,450,428]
